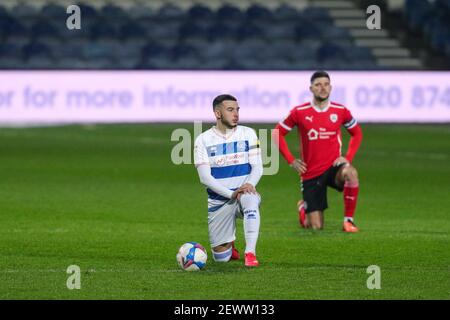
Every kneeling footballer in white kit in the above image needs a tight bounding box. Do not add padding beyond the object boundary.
[194,94,263,267]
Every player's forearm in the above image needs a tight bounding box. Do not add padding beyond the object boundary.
[272,125,296,164]
[247,154,263,187]
[345,125,363,162]
[197,165,234,199]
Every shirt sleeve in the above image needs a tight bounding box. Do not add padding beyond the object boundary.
[247,128,263,187]
[277,108,297,133]
[342,107,358,130]
[194,135,234,199]
[193,135,209,167]
[197,165,234,199]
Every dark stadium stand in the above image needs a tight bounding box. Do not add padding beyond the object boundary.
[0,0,448,70]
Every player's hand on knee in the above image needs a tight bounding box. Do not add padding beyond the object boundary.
[239,183,257,195]
[290,159,307,174]
[231,189,243,201]
[333,156,349,167]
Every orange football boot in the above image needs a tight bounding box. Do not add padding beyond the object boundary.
[343,220,359,233]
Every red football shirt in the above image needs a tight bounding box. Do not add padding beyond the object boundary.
[278,101,358,180]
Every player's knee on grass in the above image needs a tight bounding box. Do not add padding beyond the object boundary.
[308,211,323,230]
[343,165,358,182]
[212,245,232,262]
[310,222,323,230]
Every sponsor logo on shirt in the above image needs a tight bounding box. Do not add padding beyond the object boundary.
[307,128,337,140]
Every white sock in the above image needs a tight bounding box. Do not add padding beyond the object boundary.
[344,217,354,222]
[239,194,260,254]
[212,247,232,262]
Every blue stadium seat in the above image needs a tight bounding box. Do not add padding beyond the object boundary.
[25,56,55,69]
[0,5,8,18]
[0,42,25,59]
[119,22,148,40]
[82,40,120,60]
[77,3,98,21]
[174,56,202,70]
[198,40,234,60]
[178,22,209,41]
[113,56,141,69]
[82,58,114,69]
[100,4,128,20]
[11,4,38,19]
[263,23,296,40]
[273,5,301,22]
[90,20,118,40]
[216,5,244,22]
[208,23,237,41]
[291,59,318,70]
[188,4,214,20]
[302,7,332,21]
[231,42,264,61]
[0,57,27,69]
[295,22,322,40]
[172,44,198,60]
[50,39,86,59]
[316,42,347,62]
[263,57,293,70]
[236,23,264,40]
[55,57,89,69]
[405,0,434,32]
[142,43,171,59]
[127,6,155,19]
[1,18,29,39]
[200,58,229,70]
[146,22,180,40]
[140,56,174,69]
[246,4,274,22]
[157,4,185,21]
[22,42,52,59]
[40,3,66,20]
[31,21,60,38]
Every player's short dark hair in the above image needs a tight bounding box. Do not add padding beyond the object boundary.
[213,94,237,109]
[310,71,330,83]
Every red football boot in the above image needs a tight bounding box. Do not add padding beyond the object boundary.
[231,241,240,260]
[244,252,259,267]
[297,200,306,228]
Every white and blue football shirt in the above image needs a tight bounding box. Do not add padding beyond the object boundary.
[194,125,260,213]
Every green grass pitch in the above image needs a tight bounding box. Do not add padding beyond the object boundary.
[0,123,449,299]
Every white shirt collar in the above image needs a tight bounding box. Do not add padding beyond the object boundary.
[212,125,237,139]
[311,100,330,113]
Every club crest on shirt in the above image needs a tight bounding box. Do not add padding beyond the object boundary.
[330,113,338,123]
[237,141,246,152]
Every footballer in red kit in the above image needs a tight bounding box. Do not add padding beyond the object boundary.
[273,71,363,232]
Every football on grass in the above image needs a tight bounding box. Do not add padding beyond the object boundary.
[176,242,207,271]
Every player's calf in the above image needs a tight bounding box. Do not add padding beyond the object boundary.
[239,193,261,263]
[339,165,360,231]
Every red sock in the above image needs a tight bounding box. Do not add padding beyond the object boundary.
[344,181,359,220]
